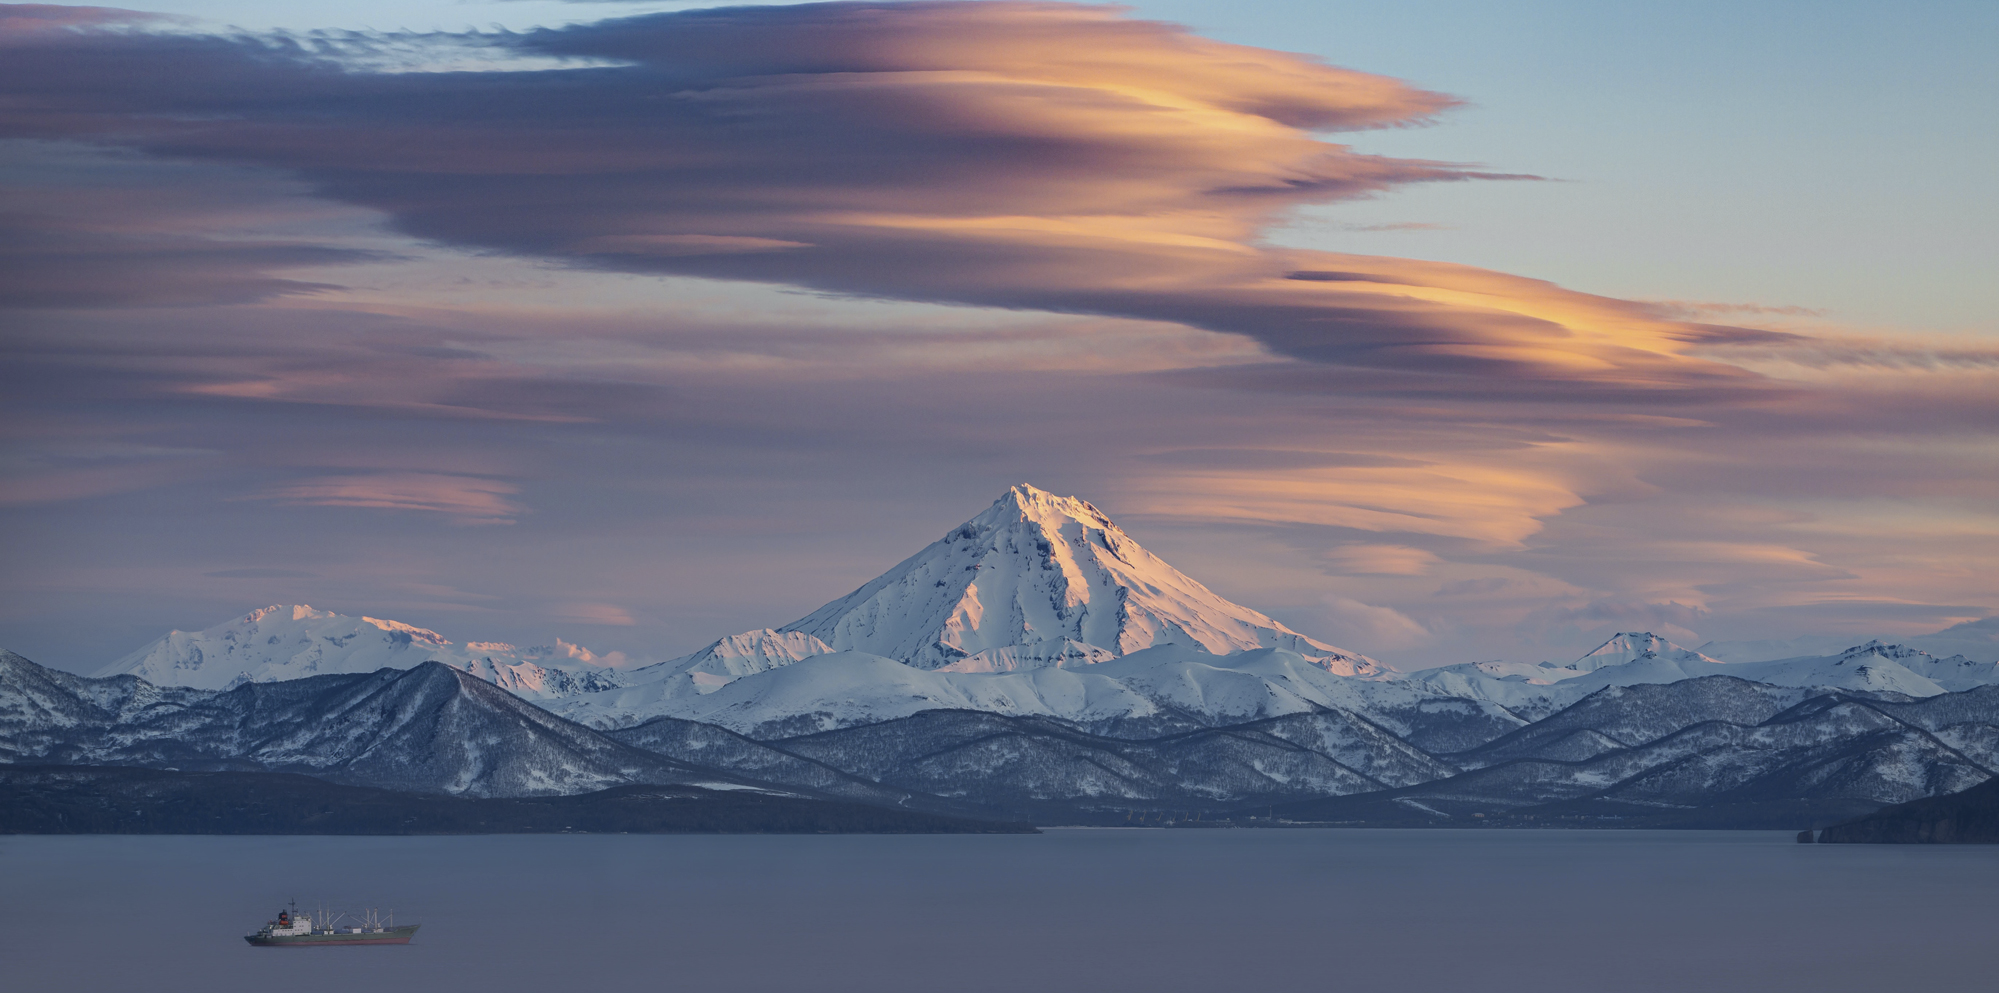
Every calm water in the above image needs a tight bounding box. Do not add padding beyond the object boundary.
[3,829,1993,993]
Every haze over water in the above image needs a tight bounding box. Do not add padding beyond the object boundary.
[3,830,1991,993]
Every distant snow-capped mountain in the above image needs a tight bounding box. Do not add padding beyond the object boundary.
[98,604,624,699]
[1699,618,1999,665]
[1727,641,1998,696]
[1407,631,1999,719]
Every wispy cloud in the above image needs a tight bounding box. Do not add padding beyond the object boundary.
[254,472,524,525]
[1325,544,1442,576]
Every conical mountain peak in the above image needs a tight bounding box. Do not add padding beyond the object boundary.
[779,487,1377,674]
[982,484,1119,533]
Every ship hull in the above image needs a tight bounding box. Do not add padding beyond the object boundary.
[245,925,419,946]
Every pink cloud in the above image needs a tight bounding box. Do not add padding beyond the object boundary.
[256,472,523,525]
[0,4,174,36]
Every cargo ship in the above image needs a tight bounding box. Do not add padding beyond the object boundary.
[245,901,419,947]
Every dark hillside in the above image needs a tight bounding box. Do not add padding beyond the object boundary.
[0,766,1036,835]
[1818,777,1999,843]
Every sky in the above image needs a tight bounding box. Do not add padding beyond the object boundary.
[2,0,1994,672]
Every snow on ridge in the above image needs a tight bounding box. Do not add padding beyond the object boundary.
[551,644,1452,738]
[360,615,453,647]
[1570,632,1723,672]
[937,639,1118,673]
[1725,641,1996,696]
[636,628,834,688]
[94,603,625,699]
[81,487,1398,728]
[1700,620,1999,665]
[88,482,1995,738]
[1403,630,1999,717]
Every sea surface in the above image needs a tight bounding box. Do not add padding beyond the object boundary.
[3,829,1993,993]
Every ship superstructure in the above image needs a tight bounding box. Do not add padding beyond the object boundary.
[245,901,419,946]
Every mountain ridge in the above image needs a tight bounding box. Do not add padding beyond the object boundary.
[49,487,1999,745]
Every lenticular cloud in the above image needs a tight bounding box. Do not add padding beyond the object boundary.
[0,0,1774,390]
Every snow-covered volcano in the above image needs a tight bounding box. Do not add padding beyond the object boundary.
[775,484,1378,675]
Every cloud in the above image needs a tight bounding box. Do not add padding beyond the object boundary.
[553,606,636,628]
[1123,461,1589,546]
[0,4,176,35]
[0,2,1993,669]
[1325,544,1440,576]
[1526,598,1711,646]
[254,472,523,525]
[1316,595,1434,652]
[0,141,384,308]
[1337,221,1451,232]
[1660,300,1829,319]
[1137,449,1429,471]
[2,1,1776,393]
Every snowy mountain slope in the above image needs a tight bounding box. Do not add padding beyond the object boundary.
[601,714,949,810]
[527,485,1387,727]
[2,651,222,764]
[571,650,1163,738]
[1789,683,1999,771]
[1447,678,1821,769]
[98,604,625,699]
[89,485,1385,731]
[939,639,1119,673]
[1427,632,1722,686]
[1444,683,1999,806]
[1700,618,1999,665]
[1899,617,1999,664]
[3,652,756,797]
[1725,642,1998,695]
[1401,632,1999,720]
[205,663,717,797]
[1266,681,1999,824]
[1568,632,1726,673]
[774,484,1380,675]
[79,600,1448,739]
[1404,633,1729,719]
[19,645,1472,816]
[18,641,1994,819]
[639,629,835,687]
[550,644,1524,744]
[562,629,838,722]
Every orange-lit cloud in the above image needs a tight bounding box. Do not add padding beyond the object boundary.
[0,2,1778,393]
[0,2,1993,667]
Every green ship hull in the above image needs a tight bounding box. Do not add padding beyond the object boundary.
[245,924,419,946]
